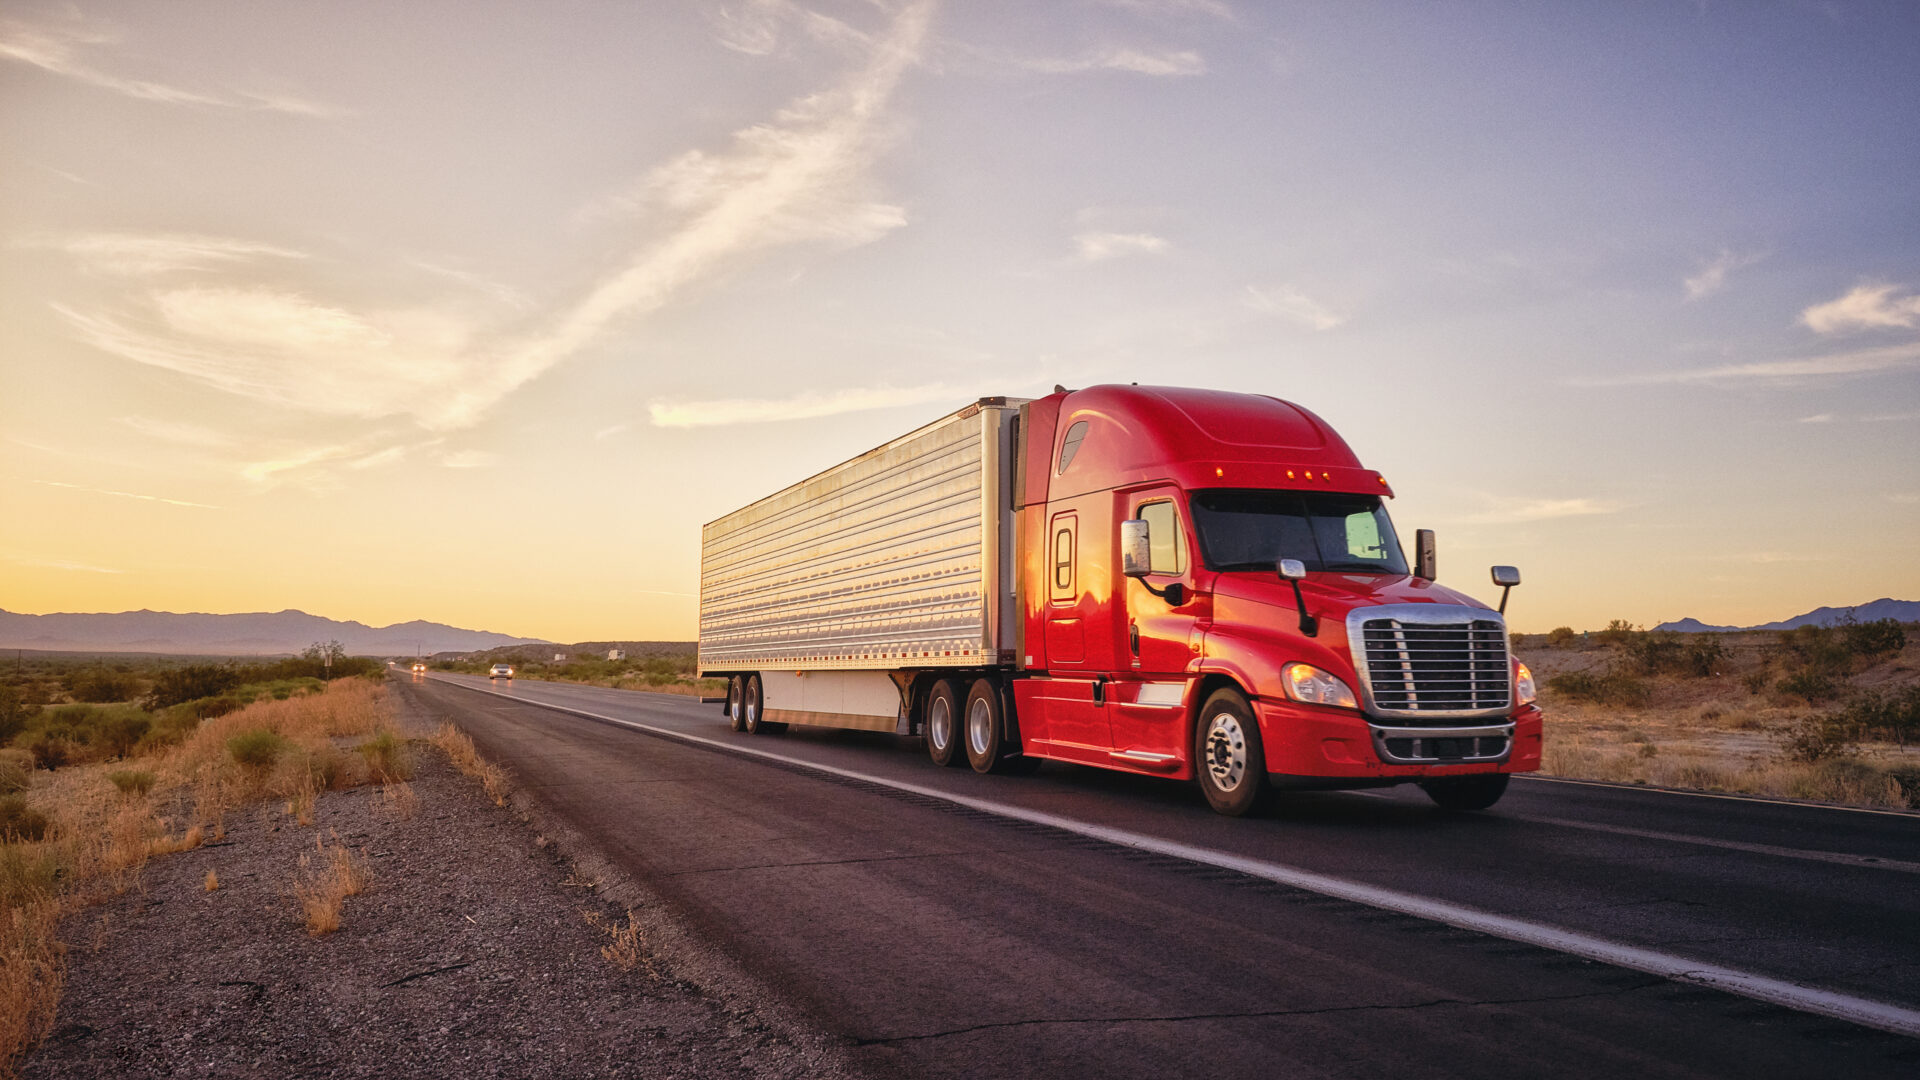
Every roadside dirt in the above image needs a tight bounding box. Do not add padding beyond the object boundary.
[25,685,868,1079]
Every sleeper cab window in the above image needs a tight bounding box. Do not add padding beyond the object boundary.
[1057,420,1088,474]
[1051,521,1075,600]
[1138,500,1187,575]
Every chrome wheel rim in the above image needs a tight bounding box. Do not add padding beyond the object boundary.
[728,680,743,725]
[967,695,993,757]
[1203,711,1248,792]
[745,684,759,728]
[929,696,952,751]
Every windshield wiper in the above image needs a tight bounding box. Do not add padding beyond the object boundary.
[1319,562,1395,573]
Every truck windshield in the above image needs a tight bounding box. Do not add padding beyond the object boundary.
[1190,490,1408,575]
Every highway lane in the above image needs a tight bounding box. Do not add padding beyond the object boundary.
[399,672,1920,1078]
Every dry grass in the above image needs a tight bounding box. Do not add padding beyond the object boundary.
[378,781,419,821]
[0,678,401,1076]
[292,832,371,936]
[583,908,650,974]
[428,723,510,807]
[204,869,219,893]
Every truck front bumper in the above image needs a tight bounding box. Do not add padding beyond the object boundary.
[1256,699,1544,781]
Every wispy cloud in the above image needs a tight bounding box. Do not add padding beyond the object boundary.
[0,14,342,117]
[1797,413,1833,424]
[118,416,235,449]
[438,450,500,469]
[1683,249,1763,301]
[29,478,219,509]
[1243,284,1345,330]
[3,552,123,575]
[1890,494,1920,505]
[649,383,959,428]
[1574,341,1920,386]
[1074,231,1169,262]
[42,232,307,276]
[593,423,631,441]
[1458,497,1621,524]
[1097,0,1236,20]
[1801,283,1920,333]
[1023,47,1206,77]
[709,0,876,56]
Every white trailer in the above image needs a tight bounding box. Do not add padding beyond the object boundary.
[698,398,1023,732]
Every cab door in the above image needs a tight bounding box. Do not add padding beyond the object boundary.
[1112,489,1200,756]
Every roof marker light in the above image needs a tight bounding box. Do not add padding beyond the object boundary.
[1215,467,1224,477]
[1287,470,1296,479]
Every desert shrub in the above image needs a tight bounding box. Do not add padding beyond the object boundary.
[1623,632,1683,675]
[0,757,27,796]
[1778,666,1841,703]
[146,664,242,709]
[1832,687,1920,747]
[97,713,151,760]
[1778,625,1852,669]
[108,770,157,797]
[0,685,26,746]
[1596,619,1637,647]
[1547,626,1575,646]
[1547,669,1651,706]
[640,657,679,685]
[1743,670,1771,694]
[26,737,69,772]
[0,795,50,842]
[1681,636,1726,677]
[356,731,412,782]
[68,667,141,703]
[1782,712,1859,762]
[227,729,288,770]
[1842,618,1906,660]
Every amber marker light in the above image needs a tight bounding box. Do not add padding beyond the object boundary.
[1215,466,1224,477]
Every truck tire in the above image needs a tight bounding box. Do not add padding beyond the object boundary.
[964,677,1006,774]
[727,676,746,732]
[743,674,767,735]
[1195,688,1265,817]
[925,679,963,767]
[1420,773,1509,811]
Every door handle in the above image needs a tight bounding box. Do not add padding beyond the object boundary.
[1129,621,1140,655]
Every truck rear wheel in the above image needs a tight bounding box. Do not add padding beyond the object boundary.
[1195,688,1265,817]
[964,677,1005,774]
[727,676,746,732]
[925,679,963,767]
[1420,773,1509,811]
[743,674,767,735]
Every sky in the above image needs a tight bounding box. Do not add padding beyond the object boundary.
[2,0,1917,641]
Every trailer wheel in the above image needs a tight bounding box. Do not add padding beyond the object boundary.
[1420,773,1509,811]
[925,679,963,767]
[964,677,1005,774]
[743,674,767,735]
[727,676,746,732]
[1195,688,1265,817]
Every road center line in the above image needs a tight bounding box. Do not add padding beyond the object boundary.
[426,675,1920,1041]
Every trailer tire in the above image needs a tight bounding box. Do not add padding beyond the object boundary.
[727,676,746,732]
[743,674,768,735]
[1419,773,1509,811]
[925,679,963,767]
[1195,688,1265,817]
[964,677,1006,774]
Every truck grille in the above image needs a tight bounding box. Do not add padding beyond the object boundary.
[1353,608,1510,719]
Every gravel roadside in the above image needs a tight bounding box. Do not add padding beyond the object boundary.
[25,682,871,1079]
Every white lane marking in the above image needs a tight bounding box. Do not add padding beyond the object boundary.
[1520,774,1920,819]
[1516,815,1920,875]
[423,673,1920,1040]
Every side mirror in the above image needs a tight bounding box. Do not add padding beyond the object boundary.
[1120,519,1151,577]
[1275,558,1318,636]
[1414,529,1437,581]
[1491,565,1521,614]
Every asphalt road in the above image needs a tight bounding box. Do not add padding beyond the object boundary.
[397,671,1920,1078]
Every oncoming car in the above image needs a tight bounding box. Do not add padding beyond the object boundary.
[488,664,514,680]
[410,662,426,674]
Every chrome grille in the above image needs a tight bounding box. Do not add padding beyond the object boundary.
[1350,606,1511,720]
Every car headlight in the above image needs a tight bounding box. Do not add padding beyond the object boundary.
[1281,663,1359,709]
[1514,660,1537,706]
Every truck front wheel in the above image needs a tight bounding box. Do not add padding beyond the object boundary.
[925,679,963,767]
[1420,773,1509,811]
[1195,688,1265,817]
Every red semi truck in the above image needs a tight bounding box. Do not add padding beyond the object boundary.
[699,385,1541,815]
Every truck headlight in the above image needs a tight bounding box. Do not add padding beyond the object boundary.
[1514,660,1537,706]
[1281,663,1359,709]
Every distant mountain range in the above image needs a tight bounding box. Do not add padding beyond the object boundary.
[0,608,545,656]
[1655,598,1920,634]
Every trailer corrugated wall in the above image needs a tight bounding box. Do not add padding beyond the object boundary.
[698,401,1020,673]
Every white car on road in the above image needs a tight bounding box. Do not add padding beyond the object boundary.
[488,664,514,680]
